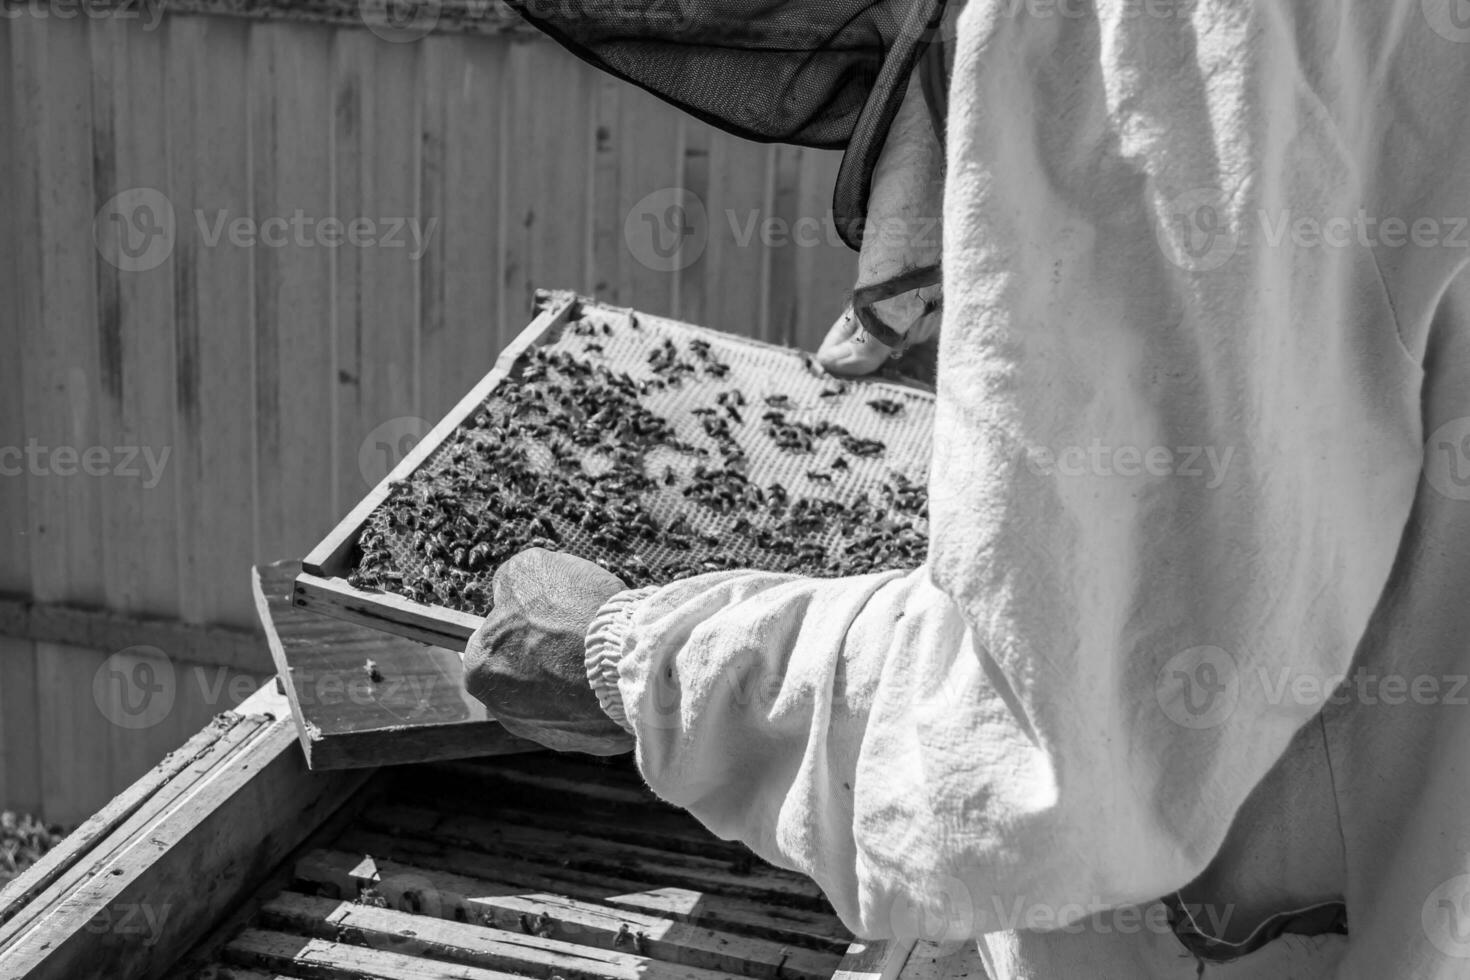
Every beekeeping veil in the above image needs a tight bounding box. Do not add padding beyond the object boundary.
[502,0,950,250]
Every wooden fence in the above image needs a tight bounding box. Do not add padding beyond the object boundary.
[0,5,857,825]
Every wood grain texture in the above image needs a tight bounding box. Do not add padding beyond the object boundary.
[896,942,992,980]
[0,688,373,980]
[13,16,105,607]
[0,712,253,938]
[418,35,506,422]
[257,561,536,770]
[257,890,764,980]
[250,21,338,567]
[293,849,843,980]
[169,13,258,629]
[91,17,182,618]
[832,940,918,980]
[0,21,28,597]
[0,9,856,823]
[0,638,41,816]
[0,595,266,673]
[35,643,116,827]
[337,826,847,953]
[331,31,424,516]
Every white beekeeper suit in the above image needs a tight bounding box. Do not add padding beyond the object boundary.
[583,2,1470,977]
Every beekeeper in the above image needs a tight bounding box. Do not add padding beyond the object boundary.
[465,2,1470,977]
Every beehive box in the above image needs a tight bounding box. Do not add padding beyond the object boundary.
[0,674,988,980]
[296,289,937,651]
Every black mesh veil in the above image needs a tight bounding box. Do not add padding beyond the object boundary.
[503,0,948,249]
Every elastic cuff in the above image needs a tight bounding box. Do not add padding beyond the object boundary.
[584,586,658,734]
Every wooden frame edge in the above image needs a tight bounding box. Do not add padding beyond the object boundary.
[833,939,919,980]
[0,681,374,980]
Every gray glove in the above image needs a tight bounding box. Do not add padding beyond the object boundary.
[463,548,633,756]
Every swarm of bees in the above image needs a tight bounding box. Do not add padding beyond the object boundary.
[349,326,928,615]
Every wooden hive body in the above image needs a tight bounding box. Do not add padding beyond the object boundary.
[0,676,983,980]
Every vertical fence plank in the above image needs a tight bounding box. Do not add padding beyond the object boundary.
[765,144,803,347]
[611,83,682,317]
[331,32,423,509]
[0,638,41,815]
[12,17,105,608]
[792,149,856,351]
[420,34,506,418]
[698,132,773,338]
[169,15,258,629]
[91,18,181,618]
[673,118,708,326]
[250,22,337,564]
[587,73,622,305]
[0,19,30,600]
[36,643,114,827]
[500,41,594,316]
